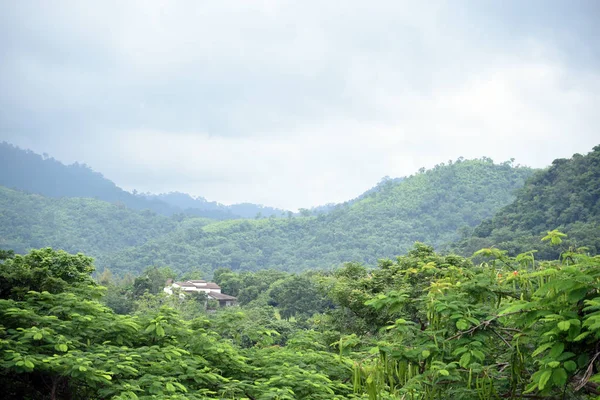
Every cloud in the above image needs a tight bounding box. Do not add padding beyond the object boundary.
[1,1,599,210]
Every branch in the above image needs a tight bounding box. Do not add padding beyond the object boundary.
[446,311,525,342]
[575,351,600,391]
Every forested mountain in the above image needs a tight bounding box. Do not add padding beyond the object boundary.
[0,142,289,219]
[455,146,600,258]
[0,153,533,276]
[0,186,189,257]
[105,158,533,276]
[0,142,177,215]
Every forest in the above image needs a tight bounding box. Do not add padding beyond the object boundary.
[1,144,599,399]
[1,143,536,277]
[3,234,600,399]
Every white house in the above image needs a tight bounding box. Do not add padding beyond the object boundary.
[164,279,237,307]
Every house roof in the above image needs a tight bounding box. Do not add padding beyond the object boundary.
[188,280,206,283]
[175,282,196,287]
[204,282,221,289]
[208,291,237,301]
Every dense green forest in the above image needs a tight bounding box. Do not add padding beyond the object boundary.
[0,153,533,276]
[3,145,600,399]
[0,185,188,257]
[456,145,600,259]
[107,158,532,276]
[3,234,600,399]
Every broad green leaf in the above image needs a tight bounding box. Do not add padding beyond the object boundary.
[549,342,565,359]
[557,321,570,331]
[456,319,469,330]
[552,368,567,387]
[564,360,577,372]
[538,369,552,390]
[459,353,471,368]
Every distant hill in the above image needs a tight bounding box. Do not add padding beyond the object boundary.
[307,177,405,215]
[0,142,289,219]
[0,141,541,276]
[0,185,188,257]
[0,142,178,215]
[454,145,600,258]
[106,158,534,275]
[145,192,289,219]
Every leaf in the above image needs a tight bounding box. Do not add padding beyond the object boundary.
[156,324,165,337]
[33,333,43,340]
[557,321,570,331]
[55,344,68,352]
[538,369,552,390]
[549,342,565,359]
[552,368,568,387]
[421,350,430,358]
[459,353,471,368]
[574,332,591,342]
[547,361,560,368]
[564,360,577,372]
[438,369,449,376]
[456,319,469,330]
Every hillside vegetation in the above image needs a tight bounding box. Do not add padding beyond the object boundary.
[4,238,600,399]
[1,156,532,276]
[456,146,600,258]
[106,158,533,276]
[0,186,187,257]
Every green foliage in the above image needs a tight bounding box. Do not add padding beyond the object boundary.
[1,156,532,277]
[4,232,600,399]
[457,145,600,258]
[0,185,182,261]
[107,158,532,275]
[0,248,355,399]
[0,248,96,300]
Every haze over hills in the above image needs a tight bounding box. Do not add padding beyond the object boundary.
[142,192,289,219]
[0,142,289,220]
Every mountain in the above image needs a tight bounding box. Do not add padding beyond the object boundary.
[104,158,534,276]
[0,142,288,219]
[0,185,188,257]
[0,142,180,215]
[0,142,538,276]
[454,145,600,258]
[307,176,406,215]
[145,192,289,219]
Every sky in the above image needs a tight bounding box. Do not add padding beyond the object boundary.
[1,1,599,211]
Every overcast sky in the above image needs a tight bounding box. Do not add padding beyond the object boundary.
[1,1,599,210]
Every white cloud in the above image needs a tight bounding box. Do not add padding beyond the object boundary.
[1,1,599,210]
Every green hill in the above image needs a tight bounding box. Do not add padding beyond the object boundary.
[0,154,535,276]
[105,158,534,276]
[0,142,178,215]
[455,145,600,258]
[0,186,189,257]
[0,142,289,219]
